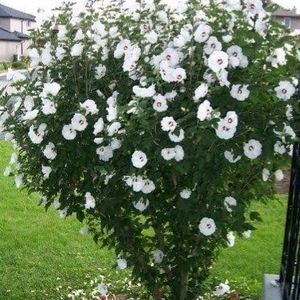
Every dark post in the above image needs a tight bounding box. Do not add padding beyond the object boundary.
[279,142,300,300]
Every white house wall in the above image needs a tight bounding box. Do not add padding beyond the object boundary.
[0,41,21,61]
[9,18,22,32]
[9,18,35,34]
[22,39,32,56]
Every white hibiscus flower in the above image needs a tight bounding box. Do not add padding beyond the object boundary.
[114,39,132,59]
[131,151,148,168]
[194,23,212,43]
[107,122,121,136]
[42,165,52,179]
[28,124,47,144]
[244,0,263,15]
[173,67,187,82]
[42,99,56,115]
[95,64,107,79]
[133,198,149,212]
[71,43,84,56]
[243,139,262,159]
[56,46,65,61]
[215,120,237,140]
[204,36,222,55]
[145,30,158,44]
[15,174,23,188]
[133,85,156,98]
[208,51,229,73]
[199,217,216,236]
[142,179,156,194]
[58,208,68,219]
[230,84,250,101]
[96,145,113,161]
[169,129,185,143]
[174,145,184,161]
[193,83,209,102]
[274,141,286,154]
[130,176,145,192]
[275,169,284,181]
[43,142,57,160]
[213,281,230,296]
[41,82,61,97]
[224,150,241,163]
[226,231,235,247]
[160,47,183,67]
[227,45,243,67]
[24,96,34,111]
[23,109,39,121]
[153,249,164,264]
[161,116,177,132]
[197,100,213,121]
[116,258,127,270]
[93,118,104,135]
[80,99,99,115]
[223,111,238,128]
[242,230,252,239]
[62,124,77,140]
[262,168,270,182]
[71,113,88,131]
[224,196,237,212]
[161,148,176,160]
[85,192,96,209]
[274,81,295,101]
[180,188,192,199]
[225,0,242,10]
[267,48,287,68]
[153,94,168,112]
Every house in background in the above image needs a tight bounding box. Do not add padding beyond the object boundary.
[0,3,36,61]
[274,6,300,36]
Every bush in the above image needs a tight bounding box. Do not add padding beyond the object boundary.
[0,64,5,72]
[20,55,30,65]
[0,0,299,299]
[11,61,28,70]
[0,61,11,71]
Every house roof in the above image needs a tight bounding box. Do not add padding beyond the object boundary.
[274,8,300,18]
[13,31,30,40]
[0,26,21,41]
[0,3,36,21]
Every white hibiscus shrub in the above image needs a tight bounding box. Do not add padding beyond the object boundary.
[0,0,299,298]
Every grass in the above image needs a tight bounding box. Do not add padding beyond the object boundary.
[0,141,287,299]
[0,142,119,299]
[211,197,286,298]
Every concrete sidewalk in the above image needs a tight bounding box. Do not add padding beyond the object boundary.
[0,69,28,81]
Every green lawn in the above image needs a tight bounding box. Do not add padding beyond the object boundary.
[0,141,287,299]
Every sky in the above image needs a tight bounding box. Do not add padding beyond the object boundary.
[0,0,300,16]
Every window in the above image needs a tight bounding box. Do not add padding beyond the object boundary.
[284,17,291,28]
[27,21,31,27]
